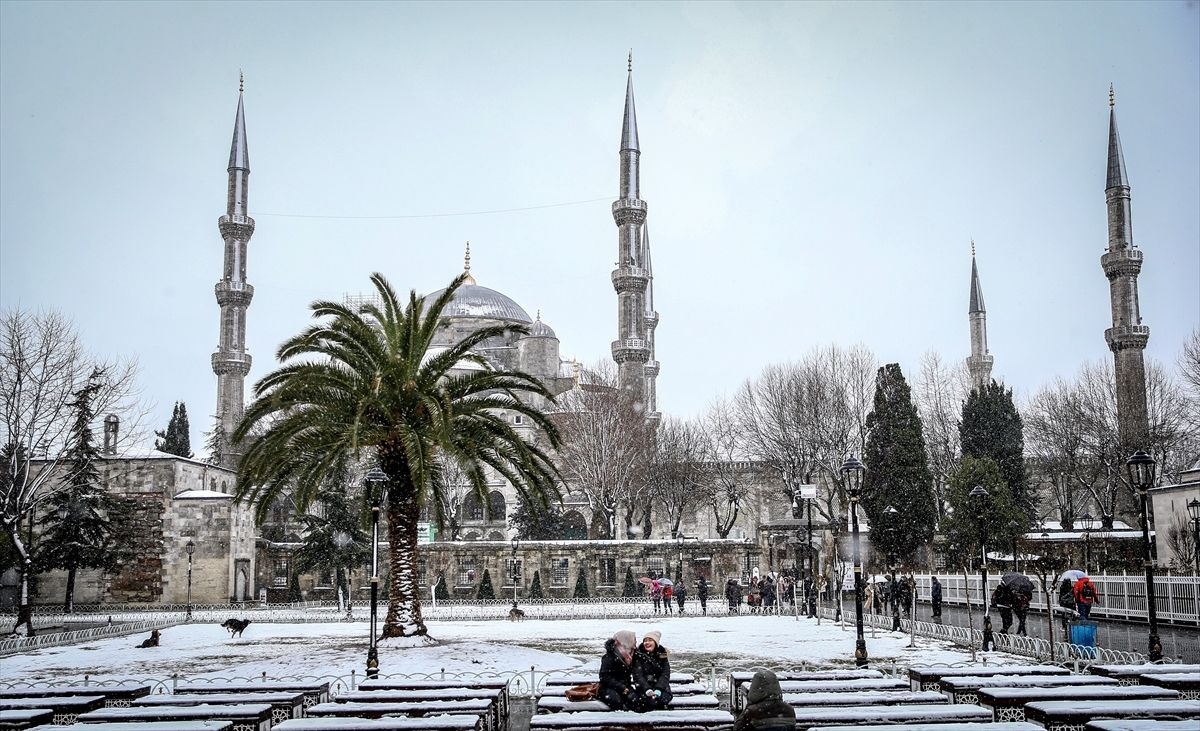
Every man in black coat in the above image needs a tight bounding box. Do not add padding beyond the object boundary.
[598,629,638,710]
[734,670,795,731]
[697,578,709,615]
[930,576,943,618]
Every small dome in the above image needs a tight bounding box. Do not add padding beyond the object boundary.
[525,310,556,339]
[422,283,532,324]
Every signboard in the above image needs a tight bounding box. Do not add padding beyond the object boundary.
[417,522,437,544]
[799,484,818,499]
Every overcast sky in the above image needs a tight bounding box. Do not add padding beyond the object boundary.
[1,1,1197,445]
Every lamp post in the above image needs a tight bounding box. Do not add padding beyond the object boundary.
[970,485,994,652]
[365,467,387,679]
[677,533,685,585]
[882,505,901,631]
[1008,519,1021,572]
[1188,498,1200,573]
[791,495,803,621]
[510,536,520,608]
[1126,450,1162,662]
[1080,512,1093,573]
[842,455,868,667]
[185,540,195,621]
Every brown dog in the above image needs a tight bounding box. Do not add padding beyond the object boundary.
[137,629,160,648]
[507,603,525,621]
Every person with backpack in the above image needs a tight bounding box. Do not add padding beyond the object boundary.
[1074,576,1100,620]
[1057,578,1077,639]
[662,581,674,614]
[990,582,1014,633]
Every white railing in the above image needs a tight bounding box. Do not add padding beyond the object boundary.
[0,619,175,657]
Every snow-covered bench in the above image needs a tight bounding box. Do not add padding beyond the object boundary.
[1137,673,1200,700]
[76,702,275,731]
[781,690,946,708]
[735,677,907,711]
[791,702,991,730]
[0,694,106,724]
[976,684,1179,722]
[337,688,504,731]
[273,717,490,731]
[308,699,490,729]
[0,684,151,708]
[174,681,330,708]
[529,708,734,731]
[0,707,53,729]
[805,723,1042,731]
[30,723,236,731]
[134,691,307,724]
[536,695,721,714]
[1022,699,1200,731]
[1087,664,1200,686]
[543,674,694,688]
[907,664,1068,692]
[727,670,882,712]
[1084,720,1200,731]
[938,673,1119,704]
[357,677,510,722]
[541,685,707,699]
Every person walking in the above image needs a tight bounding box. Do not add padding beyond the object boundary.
[1074,576,1100,620]
[1013,587,1031,636]
[725,578,740,614]
[598,629,638,711]
[632,630,672,712]
[650,579,662,614]
[930,577,943,619]
[697,577,709,615]
[734,670,796,731]
[675,581,687,614]
[990,582,1014,633]
[662,582,674,614]
[1057,579,1077,640]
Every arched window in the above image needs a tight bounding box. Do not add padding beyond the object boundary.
[487,490,506,522]
[562,511,588,540]
[463,494,484,521]
[487,531,506,541]
[464,531,481,542]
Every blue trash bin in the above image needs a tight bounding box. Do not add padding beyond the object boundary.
[1070,620,1098,657]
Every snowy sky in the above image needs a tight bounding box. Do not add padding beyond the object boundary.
[1,1,1197,443]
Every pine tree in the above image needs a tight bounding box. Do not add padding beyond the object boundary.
[573,566,590,598]
[511,499,569,540]
[477,568,496,600]
[155,401,193,458]
[37,373,134,612]
[863,363,937,562]
[434,572,450,600]
[622,566,641,597]
[288,572,303,602]
[203,414,226,466]
[529,570,544,599]
[942,455,1026,561]
[960,380,1032,516]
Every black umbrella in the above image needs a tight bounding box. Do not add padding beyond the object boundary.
[1001,572,1035,597]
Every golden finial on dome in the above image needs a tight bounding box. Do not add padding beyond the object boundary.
[1109,83,1114,110]
[462,241,476,285]
[536,309,542,322]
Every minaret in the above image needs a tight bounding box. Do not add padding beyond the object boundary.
[1101,85,1150,450]
[611,53,652,413]
[965,241,993,391]
[212,73,255,468]
[642,221,661,422]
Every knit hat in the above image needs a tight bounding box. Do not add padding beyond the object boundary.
[643,630,662,645]
[612,629,636,651]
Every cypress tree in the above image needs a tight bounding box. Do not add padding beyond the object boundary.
[863,363,937,561]
[155,401,193,458]
[622,566,641,597]
[477,568,496,600]
[573,565,590,598]
[960,381,1032,516]
[204,414,226,466]
[434,572,450,600]
[288,572,303,602]
[529,569,544,599]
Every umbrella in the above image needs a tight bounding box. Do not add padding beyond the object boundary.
[1001,572,1035,597]
[638,577,655,586]
[1058,569,1087,583]
[657,577,674,587]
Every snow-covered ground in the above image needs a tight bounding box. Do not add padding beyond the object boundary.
[1,615,1029,685]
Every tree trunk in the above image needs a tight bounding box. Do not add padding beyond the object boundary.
[14,559,34,636]
[64,565,77,613]
[381,482,426,638]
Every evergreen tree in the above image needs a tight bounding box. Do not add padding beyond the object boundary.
[622,566,641,597]
[511,499,569,540]
[942,455,1026,562]
[573,566,590,598]
[203,414,226,466]
[863,363,937,561]
[288,571,303,602]
[529,569,544,599]
[289,476,370,615]
[477,568,496,600]
[155,401,193,458]
[434,572,450,600]
[36,374,134,612]
[960,380,1032,516]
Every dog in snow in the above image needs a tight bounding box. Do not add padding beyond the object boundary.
[221,618,252,637]
[508,603,525,621]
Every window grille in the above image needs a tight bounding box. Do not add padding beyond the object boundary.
[273,558,289,587]
[457,556,478,586]
[464,494,484,521]
[646,557,665,579]
[742,552,762,585]
[599,557,617,586]
[418,559,428,588]
[551,557,570,586]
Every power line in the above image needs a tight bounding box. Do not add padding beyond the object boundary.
[253,196,610,220]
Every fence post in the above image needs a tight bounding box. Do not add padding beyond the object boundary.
[529,666,536,697]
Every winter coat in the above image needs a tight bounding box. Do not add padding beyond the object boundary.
[1058,580,1076,608]
[931,581,942,601]
[991,584,1013,609]
[598,638,637,710]
[632,643,673,710]
[1074,577,1100,606]
[725,580,740,603]
[734,670,796,731]
[697,580,709,600]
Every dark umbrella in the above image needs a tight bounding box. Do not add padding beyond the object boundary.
[1001,572,1035,598]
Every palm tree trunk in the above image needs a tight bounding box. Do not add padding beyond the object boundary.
[381,480,426,637]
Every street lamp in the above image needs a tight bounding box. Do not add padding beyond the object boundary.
[841,455,868,667]
[969,485,994,652]
[1008,519,1021,572]
[185,540,195,621]
[676,534,685,585]
[1081,512,1094,573]
[510,536,520,609]
[364,467,387,678]
[1126,449,1162,662]
[1188,498,1200,573]
[883,506,901,631]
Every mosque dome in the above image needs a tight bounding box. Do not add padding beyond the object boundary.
[423,283,532,324]
[526,311,556,339]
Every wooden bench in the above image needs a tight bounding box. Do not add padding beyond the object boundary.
[804,723,1042,731]
[938,673,1119,704]
[273,718,511,731]
[337,688,502,731]
[76,702,275,731]
[174,682,330,709]
[1138,673,1200,700]
[0,685,151,708]
[1023,699,1200,731]
[0,708,53,730]
[791,703,991,730]
[727,670,882,712]
[977,684,1179,722]
[135,692,306,724]
[908,664,1068,692]
[0,695,106,724]
[1087,664,1200,686]
[536,695,720,714]
[1084,720,1200,731]
[529,709,734,731]
[29,723,235,731]
[781,690,945,708]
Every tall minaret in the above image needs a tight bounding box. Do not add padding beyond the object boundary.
[610,53,652,414]
[965,242,993,391]
[212,73,255,468]
[642,221,661,423]
[1101,85,1150,450]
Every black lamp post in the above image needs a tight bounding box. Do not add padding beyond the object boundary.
[1126,449,1162,662]
[677,533,686,585]
[791,495,803,620]
[842,455,868,667]
[970,485,994,651]
[1188,498,1200,573]
[883,505,901,631]
[185,540,195,621]
[1081,512,1093,573]
[365,467,387,678]
[1008,519,1021,572]
[510,536,520,608]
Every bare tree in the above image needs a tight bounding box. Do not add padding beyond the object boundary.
[914,350,968,520]
[1,308,145,634]
[1179,328,1200,397]
[1165,512,1197,572]
[699,396,748,538]
[643,416,708,538]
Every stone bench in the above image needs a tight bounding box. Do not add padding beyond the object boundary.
[781,690,945,708]
[30,723,235,731]
[310,699,489,729]
[1023,699,1200,731]
[337,688,503,731]
[806,723,1042,731]
[357,678,510,721]
[791,703,991,730]
[1087,664,1200,686]
[0,685,151,708]
[273,717,490,731]
[544,675,694,688]
[76,702,275,731]
[1137,673,1200,700]
[0,695,106,724]
[529,709,734,731]
[938,674,1119,704]
[541,686,707,699]
[174,682,330,709]
[1084,720,1200,731]
[727,671,883,713]
[135,692,306,724]
[0,708,54,730]
[977,684,1179,722]
[908,664,1068,692]
[537,695,720,714]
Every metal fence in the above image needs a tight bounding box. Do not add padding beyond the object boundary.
[0,619,175,657]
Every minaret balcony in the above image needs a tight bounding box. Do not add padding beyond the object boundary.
[211,351,253,376]
[1101,248,1143,279]
[644,360,661,377]
[219,214,256,239]
[215,280,255,307]
[611,198,647,226]
[1105,325,1150,352]
[611,268,649,293]
[611,339,650,364]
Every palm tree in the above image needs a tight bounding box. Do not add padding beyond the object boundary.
[234,273,562,637]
